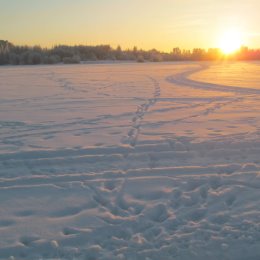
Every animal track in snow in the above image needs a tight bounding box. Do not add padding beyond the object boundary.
[123,76,161,147]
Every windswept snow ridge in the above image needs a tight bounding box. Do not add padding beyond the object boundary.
[0,62,260,260]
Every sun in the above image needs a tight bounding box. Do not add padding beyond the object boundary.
[219,29,243,54]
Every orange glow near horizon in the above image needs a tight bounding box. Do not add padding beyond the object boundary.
[218,29,244,54]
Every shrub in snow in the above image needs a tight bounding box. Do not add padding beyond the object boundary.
[28,51,43,64]
[137,55,145,62]
[63,55,81,64]
[20,51,43,65]
[44,55,61,64]
[8,53,20,65]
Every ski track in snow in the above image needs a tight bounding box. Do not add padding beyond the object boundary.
[0,62,260,260]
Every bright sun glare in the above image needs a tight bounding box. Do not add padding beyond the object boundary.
[219,29,243,54]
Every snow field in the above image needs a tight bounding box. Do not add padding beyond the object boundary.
[0,62,260,259]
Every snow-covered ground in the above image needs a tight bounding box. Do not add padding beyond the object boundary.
[0,62,260,260]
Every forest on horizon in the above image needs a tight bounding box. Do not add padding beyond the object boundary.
[1,40,260,65]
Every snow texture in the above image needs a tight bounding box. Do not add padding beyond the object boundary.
[0,62,260,260]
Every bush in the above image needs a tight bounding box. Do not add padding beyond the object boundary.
[19,51,42,65]
[63,55,80,64]
[137,55,145,63]
[9,53,20,65]
[43,55,61,64]
[28,51,42,64]
[150,54,163,62]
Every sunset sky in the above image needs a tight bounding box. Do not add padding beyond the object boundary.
[1,0,260,51]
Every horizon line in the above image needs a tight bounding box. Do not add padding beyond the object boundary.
[1,39,258,53]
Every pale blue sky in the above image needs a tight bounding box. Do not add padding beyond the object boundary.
[1,0,260,51]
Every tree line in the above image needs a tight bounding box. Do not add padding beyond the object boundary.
[1,40,260,65]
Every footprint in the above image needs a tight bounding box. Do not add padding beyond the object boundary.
[210,213,230,224]
[148,153,159,168]
[185,180,202,192]
[95,143,104,146]
[188,208,207,222]
[209,176,222,190]
[15,210,35,217]
[132,116,138,123]
[51,206,83,218]
[199,186,208,200]
[225,194,236,207]
[128,129,135,137]
[43,135,54,140]
[92,192,110,208]
[62,226,91,236]
[104,180,117,191]
[20,236,40,246]
[110,131,121,135]
[146,204,169,223]
[172,189,182,199]
[0,219,15,228]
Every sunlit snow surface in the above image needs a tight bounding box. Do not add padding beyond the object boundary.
[0,62,260,260]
